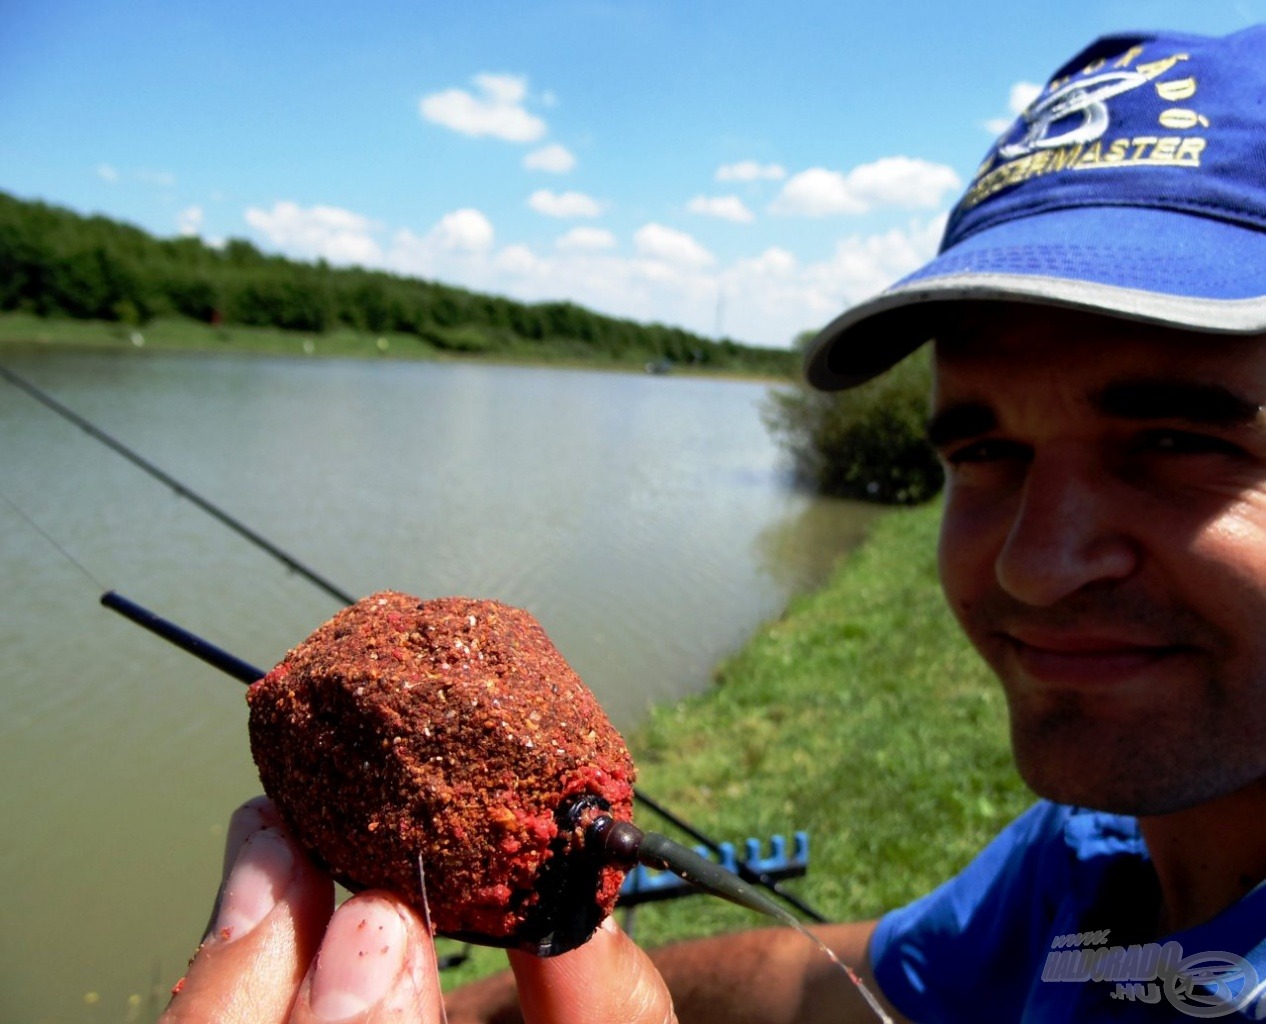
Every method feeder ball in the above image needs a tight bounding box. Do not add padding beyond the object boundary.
[246,592,636,956]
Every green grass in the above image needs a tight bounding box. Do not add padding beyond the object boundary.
[0,312,790,378]
[438,500,1034,986]
[0,311,447,361]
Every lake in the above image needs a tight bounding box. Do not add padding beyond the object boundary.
[0,346,877,1023]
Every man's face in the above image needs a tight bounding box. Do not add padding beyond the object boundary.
[932,305,1266,816]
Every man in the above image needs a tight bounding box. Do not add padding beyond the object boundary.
[161,24,1266,1023]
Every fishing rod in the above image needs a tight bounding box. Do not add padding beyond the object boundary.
[0,365,354,606]
[5,364,827,922]
[102,589,826,924]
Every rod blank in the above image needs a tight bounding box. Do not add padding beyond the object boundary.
[101,591,264,685]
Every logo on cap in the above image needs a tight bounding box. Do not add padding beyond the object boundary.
[958,45,1208,213]
[998,71,1151,159]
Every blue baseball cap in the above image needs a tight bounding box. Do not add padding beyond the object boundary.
[805,24,1266,391]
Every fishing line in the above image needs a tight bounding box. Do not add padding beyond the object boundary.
[1,490,110,591]
[0,364,355,605]
[3,363,826,922]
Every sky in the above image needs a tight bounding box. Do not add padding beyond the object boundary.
[3,1,1265,349]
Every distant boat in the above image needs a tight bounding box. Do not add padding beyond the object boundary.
[645,358,672,375]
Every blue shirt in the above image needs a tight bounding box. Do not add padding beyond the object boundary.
[870,802,1266,1021]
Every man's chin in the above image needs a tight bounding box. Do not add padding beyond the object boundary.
[1017,766,1161,816]
[1012,724,1250,820]
[1009,716,1224,817]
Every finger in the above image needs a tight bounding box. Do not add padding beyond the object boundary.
[200,795,287,940]
[288,891,445,1024]
[162,825,335,1024]
[221,795,284,878]
[509,917,677,1024]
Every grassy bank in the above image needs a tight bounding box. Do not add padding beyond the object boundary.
[0,311,792,378]
[440,501,1033,983]
[0,310,447,361]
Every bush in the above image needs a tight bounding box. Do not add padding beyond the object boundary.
[425,324,495,353]
[764,342,942,504]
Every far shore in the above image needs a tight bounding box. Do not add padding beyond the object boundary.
[0,312,795,384]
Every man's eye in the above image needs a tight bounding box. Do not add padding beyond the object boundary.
[943,439,1030,465]
[1134,429,1242,456]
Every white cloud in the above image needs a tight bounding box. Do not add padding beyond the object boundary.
[770,157,960,217]
[715,160,786,182]
[241,199,497,284]
[687,195,754,224]
[633,223,714,268]
[422,208,495,252]
[803,217,946,306]
[985,80,1044,134]
[736,246,797,277]
[494,244,541,275]
[177,205,203,237]
[845,157,962,208]
[419,72,547,142]
[1010,81,1044,112]
[710,217,945,344]
[386,209,495,281]
[557,227,616,251]
[770,168,868,216]
[528,189,602,218]
[244,201,383,264]
[524,143,576,173]
[97,163,119,183]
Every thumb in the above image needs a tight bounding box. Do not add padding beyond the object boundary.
[507,917,676,1024]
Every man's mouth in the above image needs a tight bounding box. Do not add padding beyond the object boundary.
[997,628,1192,689]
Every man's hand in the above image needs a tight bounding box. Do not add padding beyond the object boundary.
[161,797,676,1024]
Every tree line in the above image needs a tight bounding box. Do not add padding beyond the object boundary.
[0,190,795,375]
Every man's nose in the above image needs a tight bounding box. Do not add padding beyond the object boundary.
[994,449,1139,606]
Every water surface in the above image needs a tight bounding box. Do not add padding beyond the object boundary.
[0,347,877,1023]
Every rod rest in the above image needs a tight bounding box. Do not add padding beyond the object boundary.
[617,832,809,906]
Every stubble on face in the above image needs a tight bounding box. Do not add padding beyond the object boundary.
[931,306,1266,817]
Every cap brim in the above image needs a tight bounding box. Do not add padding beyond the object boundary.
[805,207,1266,391]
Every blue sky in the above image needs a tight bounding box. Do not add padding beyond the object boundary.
[3,0,1264,347]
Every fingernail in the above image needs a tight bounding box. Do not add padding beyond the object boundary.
[221,796,282,877]
[212,827,294,943]
[309,897,407,1021]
